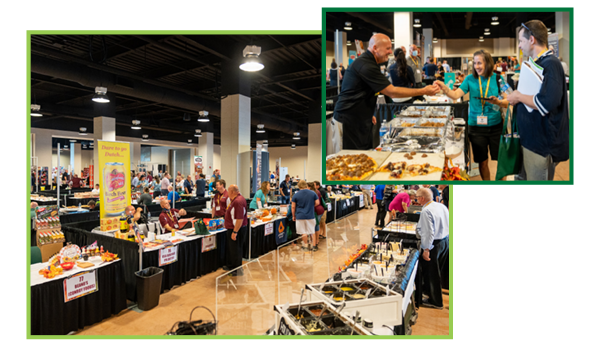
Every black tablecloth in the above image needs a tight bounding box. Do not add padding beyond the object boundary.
[334,197,359,220]
[243,217,288,259]
[60,211,99,225]
[67,197,98,206]
[135,198,209,216]
[30,260,127,335]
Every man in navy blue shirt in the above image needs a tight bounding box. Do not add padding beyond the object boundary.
[279,174,292,204]
[507,20,569,181]
[183,175,193,196]
[423,57,437,78]
[195,174,206,199]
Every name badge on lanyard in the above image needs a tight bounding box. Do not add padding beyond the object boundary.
[477,115,488,126]
[477,76,491,126]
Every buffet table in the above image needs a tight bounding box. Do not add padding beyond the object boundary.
[30,258,127,335]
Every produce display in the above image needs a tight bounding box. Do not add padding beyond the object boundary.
[326,154,378,181]
[441,158,469,181]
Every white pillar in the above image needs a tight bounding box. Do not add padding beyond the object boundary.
[306,123,322,182]
[423,28,433,60]
[73,142,82,176]
[556,11,570,68]
[93,116,116,184]
[221,94,251,197]
[394,12,413,51]
[197,131,214,176]
[131,142,141,171]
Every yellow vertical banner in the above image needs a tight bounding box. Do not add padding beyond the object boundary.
[98,141,131,220]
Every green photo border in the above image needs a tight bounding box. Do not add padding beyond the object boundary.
[26,30,452,339]
[320,7,574,185]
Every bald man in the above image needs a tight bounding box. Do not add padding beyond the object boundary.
[223,184,248,275]
[330,34,440,151]
[158,198,187,232]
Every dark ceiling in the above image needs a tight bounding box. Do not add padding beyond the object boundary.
[325,11,557,42]
[30,34,322,147]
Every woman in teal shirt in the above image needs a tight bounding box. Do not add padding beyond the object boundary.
[437,49,509,180]
[250,181,270,210]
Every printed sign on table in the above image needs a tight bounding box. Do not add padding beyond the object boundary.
[359,195,364,208]
[265,222,274,236]
[327,202,332,212]
[202,235,217,252]
[159,245,178,266]
[275,220,287,245]
[64,270,98,303]
[346,199,351,207]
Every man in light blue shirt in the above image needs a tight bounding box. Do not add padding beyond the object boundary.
[416,188,449,310]
[359,185,374,209]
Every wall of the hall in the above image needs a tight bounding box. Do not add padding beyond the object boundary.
[267,146,312,181]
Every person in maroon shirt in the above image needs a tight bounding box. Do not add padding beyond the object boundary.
[70,174,81,188]
[223,184,248,275]
[158,199,187,232]
[212,179,229,218]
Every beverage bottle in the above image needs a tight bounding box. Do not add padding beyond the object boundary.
[498,75,513,98]
[379,119,389,139]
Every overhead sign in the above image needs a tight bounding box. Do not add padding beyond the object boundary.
[98,141,131,220]
[64,270,98,303]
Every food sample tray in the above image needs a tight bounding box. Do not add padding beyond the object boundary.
[326,150,392,181]
[274,300,372,335]
[370,152,445,181]
[399,127,444,138]
[306,278,404,328]
[415,118,447,128]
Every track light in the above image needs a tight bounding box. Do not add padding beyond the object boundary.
[256,124,266,133]
[198,110,209,122]
[92,86,110,103]
[240,45,264,72]
[79,127,87,135]
[31,104,42,117]
[131,120,141,130]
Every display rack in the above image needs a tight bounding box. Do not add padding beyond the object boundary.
[34,205,65,261]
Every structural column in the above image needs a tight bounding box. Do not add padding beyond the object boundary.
[394,12,413,51]
[555,11,570,69]
[221,94,251,197]
[197,132,214,176]
[93,116,116,185]
[306,123,322,183]
[423,28,433,61]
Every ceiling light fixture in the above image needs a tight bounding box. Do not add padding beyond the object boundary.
[69,139,77,143]
[31,104,42,117]
[484,32,491,36]
[79,127,87,135]
[256,124,266,133]
[142,134,149,141]
[293,132,301,140]
[291,144,296,149]
[240,45,264,72]
[344,22,352,30]
[491,17,499,25]
[413,19,421,28]
[187,139,193,145]
[347,40,351,46]
[479,36,485,42]
[92,86,110,103]
[198,110,210,122]
[194,129,202,137]
[433,38,438,43]
[131,120,141,130]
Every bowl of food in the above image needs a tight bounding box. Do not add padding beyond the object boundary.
[61,261,76,270]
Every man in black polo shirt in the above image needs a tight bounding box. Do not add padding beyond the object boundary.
[331,34,439,151]
[507,20,569,181]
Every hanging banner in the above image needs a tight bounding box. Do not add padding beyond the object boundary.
[98,141,131,220]
[194,156,203,179]
[255,145,263,194]
[275,158,280,184]
[548,33,560,58]
[348,50,357,66]
[275,219,287,245]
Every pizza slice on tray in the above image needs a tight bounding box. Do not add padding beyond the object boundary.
[326,154,378,181]
[378,161,442,179]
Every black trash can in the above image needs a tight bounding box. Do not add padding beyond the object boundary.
[135,267,164,311]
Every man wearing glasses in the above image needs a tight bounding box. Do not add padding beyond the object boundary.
[415,188,449,310]
[507,20,569,181]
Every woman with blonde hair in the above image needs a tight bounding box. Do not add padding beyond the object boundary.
[249,181,270,210]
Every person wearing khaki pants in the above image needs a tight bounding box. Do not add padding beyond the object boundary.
[360,185,373,209]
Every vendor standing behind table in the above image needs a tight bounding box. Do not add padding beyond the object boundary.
[250,181,270,210]
[415,188,449,310]
[223,184,248,275]
[423,57,437,79]
[139,187,153,207]
[69,173,81,189]
[195,174,206,199]
[158,199,187,232]
[91,183,100,195]
[330,34,439,152]
[167,185,181,202]
[183,175,194,196]
[279,174,292,204]
[212,179,229,219]
[506,20,569,181]
[435,49,510,181]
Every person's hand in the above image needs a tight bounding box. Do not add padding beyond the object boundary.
[423,249,431,261]
[506,91,521,106]
[179,209,187,216]
[136,207,143,212]
[433,80,447,93]
[232,232,237,241]
[423,84,440,96]
[372,116,377,125]
[488,96,501,105]
[292,216,296,221]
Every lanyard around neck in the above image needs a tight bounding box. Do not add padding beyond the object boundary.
[534,49,549,62]
[226,194,239,211]
[478,76,491,112]
[410,56,419,67]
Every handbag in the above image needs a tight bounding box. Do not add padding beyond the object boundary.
[165,306,217,335]
[194,220,210,236]
[495,108,523,180]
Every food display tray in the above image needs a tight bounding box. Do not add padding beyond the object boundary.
[390,117,420,128]
[274,300,372,335]
[415,118,448,128]
[306,278,404,328]
[399,127,444,138]
[370,152,444,181]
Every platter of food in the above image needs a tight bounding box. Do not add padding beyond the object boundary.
[370,152,445,181]
[326,150,391,181]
